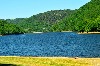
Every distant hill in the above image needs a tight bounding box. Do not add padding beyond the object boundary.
[52,0,100,32]
[5,9,76,32]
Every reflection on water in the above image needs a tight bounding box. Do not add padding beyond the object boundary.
[0,32,100,57]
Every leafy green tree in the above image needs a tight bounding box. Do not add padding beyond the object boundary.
[0,20,24,35]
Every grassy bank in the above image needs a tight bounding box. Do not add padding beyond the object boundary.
[0,56,100,66]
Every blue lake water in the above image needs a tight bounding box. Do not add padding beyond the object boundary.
[0,32,100,57]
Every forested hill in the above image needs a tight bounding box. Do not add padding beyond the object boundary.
[5,9,75,32]
[6,9,75,23]
[29,9,75,23]
[0,20,24,35]
[52,0,100,32]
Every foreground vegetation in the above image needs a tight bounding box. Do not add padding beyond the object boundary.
[0,56,100,66]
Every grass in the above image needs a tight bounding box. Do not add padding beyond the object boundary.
[0,56,100,66]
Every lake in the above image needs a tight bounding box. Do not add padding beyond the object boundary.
[0,32,100,57]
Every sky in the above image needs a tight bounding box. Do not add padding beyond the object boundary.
[0,0,91,19]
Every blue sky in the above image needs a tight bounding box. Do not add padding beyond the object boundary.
[0,0,91,19]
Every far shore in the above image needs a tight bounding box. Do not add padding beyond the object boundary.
[62,31,100,34]
[0,35,2,36]
[78,32,100,34]
[61,31,72,32]
[1,31,100,36]
[32,32,43,33]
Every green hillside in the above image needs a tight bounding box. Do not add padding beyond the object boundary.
[52,0,100,32]
[5,9,75,32]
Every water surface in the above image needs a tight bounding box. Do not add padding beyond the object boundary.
[0,32,100,57]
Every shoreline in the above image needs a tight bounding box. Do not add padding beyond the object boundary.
[32,32,43,33]
[0,56,100,58]
[1,31,100,36]
[61,31,72,32]
[78,32,100,34]
[0,35,2,36]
